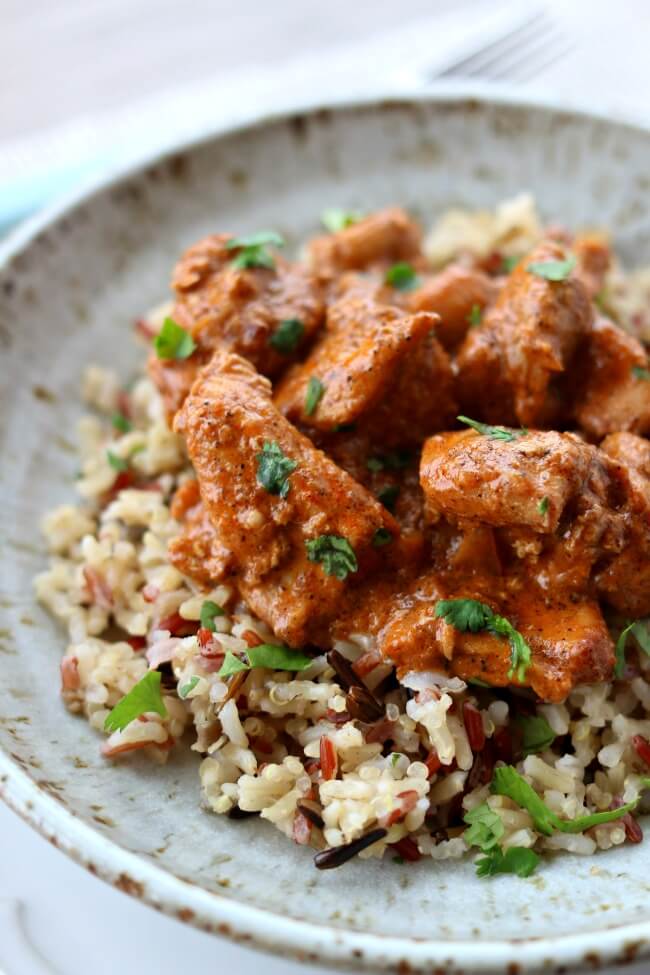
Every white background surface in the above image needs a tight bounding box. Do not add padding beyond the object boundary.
[2,1,650,973]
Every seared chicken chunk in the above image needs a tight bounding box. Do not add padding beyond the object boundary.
[175,351,398,646]
[168,479,232,586]
[149,233,324,417]
[407,264,498,351]
[574,231,611,298]
[572,316,650,438]
[456,241,592,426]
[308,207,422,280]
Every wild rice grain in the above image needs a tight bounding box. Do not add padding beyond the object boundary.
[314,828,388,870]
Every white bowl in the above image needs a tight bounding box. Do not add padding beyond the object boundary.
[2,89,650,974]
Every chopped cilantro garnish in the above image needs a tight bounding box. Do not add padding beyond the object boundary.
[435,598,532,682]
[104,670,167,732]
[467,304,483,327]
[517,714,556,756]
[501,255,520,274]
[376,484,400,512]
[305,377,325,416]
[392,855,406,865]
[463,802,504,853]
[179,676,200,699]
[492,765,640,834]
[200,600,225,632]
[226,231,284,270]
[632,365,650,381]
[154,316,197,360]
[320,209,363,233]
[111,411,132,433]
[217,644,312,678]
[458,415,528,442]
[538,496,549,516]
[385,262,419,291]
[366,450,411,472]
[372,528,393,548]
[269,318,305,354]
[306,535,358,580]
[256,440,297,499]
[391,753,401,767]
[468,677,492,688]
[107,449,129,472]
[614,619,650,678]
[526,255,576,281]
[476,846,540,878]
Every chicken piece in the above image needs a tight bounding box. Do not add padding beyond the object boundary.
[174,351,398,646]
[307,207,422,280]
[168,480,232,586]
[274,284,455,446]
[572,316,650,439]
[597,432,650,617]
[456,241,592,426]
[333,571,614,702]
[148,233,324,418]
[574,231,611,299]
[406,264,498,351]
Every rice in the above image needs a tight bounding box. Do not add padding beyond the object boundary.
[34,200,650,874]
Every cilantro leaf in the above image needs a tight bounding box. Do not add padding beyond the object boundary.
[632,620,650,655]
[104,670,167,732]
[269,318,305,354]
[256,440,297,499]
[179,676,200,699]
[458,415,528,442]
[435,599,532,681]
[463,802,505,853]
[614,619,650,678]
[501,256,520,273]
[154,317,197,360]
[632,365,650,381]
[226,231,284,270]
[376,484,400,512]
[372,527,393,548]
[305,377,325,416]
[475,846,539,878]
[111,411,132,433]
[467,304,483,327]
[491,765,639,834]
[385,262,419,291]
[200,600,225,632]
[247,643,312,671]
[537,496,549,516]
[218,651,250,678]
[526,255,576,281]
[320,209,363,232]
[306,534,358,580]
[517,715,556,756]
[107,449,129,472]
[366,450,411,472]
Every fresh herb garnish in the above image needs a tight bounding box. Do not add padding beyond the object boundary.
[435,598,532,682]
[226,231,284,270]
[501,256,520,274]
[537,496,549,516]
[372,528,393,548]
[492,765,640,834]
[376,484,400,512]
[632,365,650,381]
[107,450,129,472]
[458,416,528,442]
[467,304,483,327]
[476,846,540,878]
[104,670,167,732]
[464,802,504,853]
[614,619,650,678]
[179,676,200,699]
[153,316,197,360]
[391,753,401,767]
[217,644,312,678]
[468,677,492,688]
[306,535,358,580]
[305,377,325,416]
[320,209,362,233]
[526,255,576,281]
[366,450,411,472]
[517,715,556,756]
[256,440,297,499]
[392,855,406,865]
[269,318,305,354]
[385,262,419,291]
[111,411,132,434]
[200,600,225,632]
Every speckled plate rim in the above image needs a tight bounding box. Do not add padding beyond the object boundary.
[2,84,650,974]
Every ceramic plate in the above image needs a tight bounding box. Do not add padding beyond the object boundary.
[2,89,650,973]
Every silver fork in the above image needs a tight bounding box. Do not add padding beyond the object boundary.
[431,8,574,84]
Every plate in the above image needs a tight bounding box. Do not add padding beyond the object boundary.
[2,89,650,973]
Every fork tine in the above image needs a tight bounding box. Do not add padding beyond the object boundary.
[484,29,574,83]
[448,14,554,80]
[435,9,547,79]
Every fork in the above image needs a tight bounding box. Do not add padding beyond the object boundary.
[433,7,574,83]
